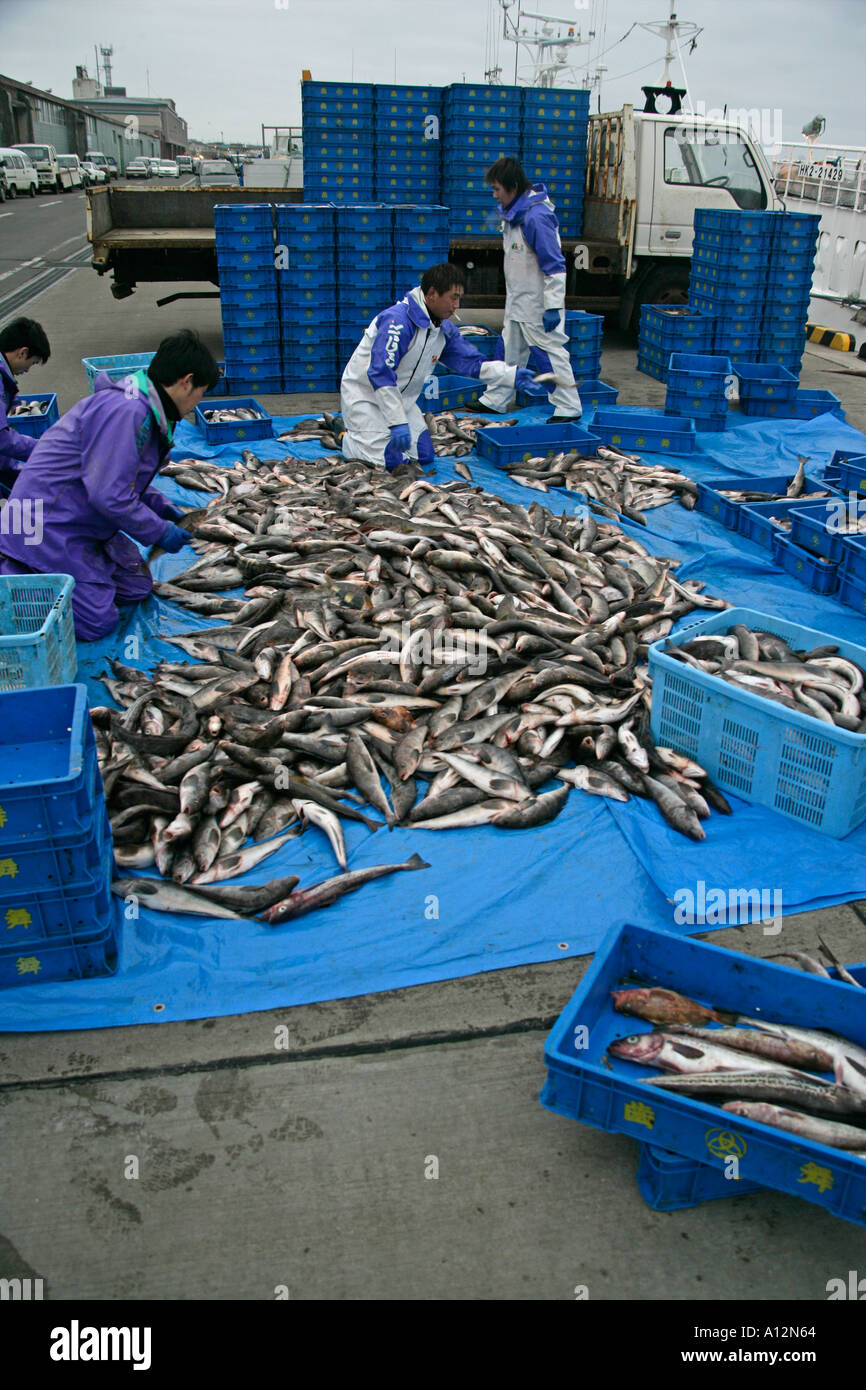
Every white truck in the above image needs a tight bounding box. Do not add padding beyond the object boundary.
[450,101,785,330]
[13,143,74,194]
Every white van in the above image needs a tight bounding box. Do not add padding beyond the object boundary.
[56,154,84,189]
[14,143,71,193]
[0,148,38,197]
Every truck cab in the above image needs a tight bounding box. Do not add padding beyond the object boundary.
[86,151,111,181]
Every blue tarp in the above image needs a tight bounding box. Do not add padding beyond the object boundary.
[2,405,866,1030]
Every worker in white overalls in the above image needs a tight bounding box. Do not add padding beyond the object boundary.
[477,157,582,423]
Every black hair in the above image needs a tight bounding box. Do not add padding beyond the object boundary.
[420,263,465,296]
[485,157,530,197]
[148,329,220,390]
[0,317,50,363]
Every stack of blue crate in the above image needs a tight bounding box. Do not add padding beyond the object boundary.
[564,310,603,383]
[335,205,392,368]
[302,80,375,205]
[0,683,119,989]
[374,85,443,205]
[637,305,715,382]
[275,203,340,394]
[664,352,732,431]
[215,204,281,395]
[391,204,450,303]
[689,208,772,369]
[441,84,521,238]
[520,88,590,240]
[757,211,819,377]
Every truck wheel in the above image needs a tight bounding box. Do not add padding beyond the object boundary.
[627,264,691,335]
[29,182,36,197]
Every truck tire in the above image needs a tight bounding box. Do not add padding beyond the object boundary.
[626,263,691,335]
[28,181,36,198]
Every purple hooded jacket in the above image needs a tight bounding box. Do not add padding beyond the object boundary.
[0,371,179,582]
[0,353,36,474]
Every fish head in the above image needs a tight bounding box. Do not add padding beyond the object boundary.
[607,1033,663,1063]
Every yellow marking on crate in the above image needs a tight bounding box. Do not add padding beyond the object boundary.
[624,1099,655,1129]
[706,1127,747,1160]
[0,808,7,828]
[5,908,31,929]
[798,1161,834,1193]
[16,955,41,976]
[0,858,19,879]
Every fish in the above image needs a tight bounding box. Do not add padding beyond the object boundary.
[112,877,249,919]
[291,798,347,869]
[663,1023,834,1072]
[721,1101,866,1153]
[643,1071,866,1117]
[608,1032,808,1077]
[612,987,736,1026]
[260,853,430,924]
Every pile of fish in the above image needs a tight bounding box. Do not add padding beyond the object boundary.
[609,986,866,1156]
[279,414,344,452]
[9,399,49,416]
[201,406,266,424]
[499,444,699,521]
[663,621,866,731]
[96,450,738,922]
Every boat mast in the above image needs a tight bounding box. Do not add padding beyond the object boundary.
[496,0,594,88]
[637,0,702,112]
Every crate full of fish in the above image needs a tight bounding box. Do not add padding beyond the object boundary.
[771,533,840,595]
[194,399,274,443]
[474,422,600,469]
[541,920,866,1226]
[8,394,59,438]
[694,467,829,531]
[589,408,696,454]
[648,607,866,837]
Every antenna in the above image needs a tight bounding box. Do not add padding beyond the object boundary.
[100,44,114,89]
[497,0,593,87]
[637,0,701,95]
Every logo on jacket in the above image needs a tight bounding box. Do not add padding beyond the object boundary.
[385,324,403,369]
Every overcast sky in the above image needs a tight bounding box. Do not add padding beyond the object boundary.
[3,0,864,147]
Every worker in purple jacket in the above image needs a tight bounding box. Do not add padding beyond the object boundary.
[0,329,219,642]
[0,317,51,492]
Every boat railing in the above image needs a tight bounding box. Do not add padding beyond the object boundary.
[770,141,866,213]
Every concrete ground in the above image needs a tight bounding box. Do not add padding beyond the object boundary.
[1,260,865,1301]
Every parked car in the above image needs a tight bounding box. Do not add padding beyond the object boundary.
[13,143,72,193]
[85,151,111,180]
[81,160,107,186]
[176,155,193,173]
[145,157,162,174]
[105,155,119,180]
[157,160,180,179]
[124,158,150,179]
[197,159,240,187]
[0,148,38,197]
[56,154,84,189]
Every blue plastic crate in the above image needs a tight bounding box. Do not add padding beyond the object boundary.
[8,393,59,438]
[274,203,336,228]
[474,422,601,468]
[789,388,845,420]
[0,576,77,692]
[713,329,761,355]
[222,377,283,397]
[837,456,866,498]
[691,224,773,253]
[420,375,485,411]
[274,245,335,270]
[0,871,115,947]
[651,607,866,835]
[303,80,375,100]
[213,203,273,230]
[563,310,603,343]
[695,470,828,529]
[590,408,695,453]
[788,499,849,563]
[737,498,821,551]
[303,156,374,176]
[541,920,866,1222]
[279,288,336,310]
[772,533,839,594]
[0,801,110,902]
[769,246,816,271]
[689,260,767,288]
[838,570,866,614]
[694,208,775,235]
[636,1141,766,1211]
[754,352,803,375]
[636,355,668,382]
[222,321,281,350]
[304,187,375,205]
[568,348,602,376]
[0,685,99,840]
[214,226,275,255]
[217,266,278,294]
[841,533,866,585]
[733,361,798,400]
[758,329,807,354]
[195,398,274,442]
[219,284,279,312]
[278,266,339,290]
[689,277,765,307]
[692,232,772,262]
[765,261,815,288]
[666,352,731,393]
[570,379,618,410]
[285,339,338,365]
[0,906,120,988]
[222,339,282,369]
[665,389,728,418]
[82,351,154,391]
[282,375,340,394]
[771,210,821,241]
